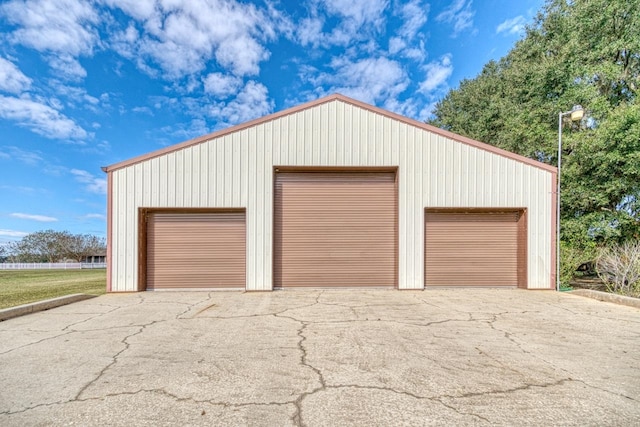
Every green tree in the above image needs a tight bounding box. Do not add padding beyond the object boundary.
[9,230,106,263]
[10,230,68,263]
[60,233,107,262]
[429,0,640,255]
[0,244,7,262]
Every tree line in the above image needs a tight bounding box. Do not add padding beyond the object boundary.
[428,0,639,284]
[0,230,106,263]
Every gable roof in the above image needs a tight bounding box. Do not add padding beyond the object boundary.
[102,93,556,174]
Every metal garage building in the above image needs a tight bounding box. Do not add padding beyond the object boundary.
[103,94,556,292]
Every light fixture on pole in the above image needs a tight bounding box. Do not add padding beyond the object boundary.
[557,104,584,291]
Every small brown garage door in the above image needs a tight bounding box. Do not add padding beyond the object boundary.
[274,171,396,288]
[425,210,526,287]
[146,212,245,290]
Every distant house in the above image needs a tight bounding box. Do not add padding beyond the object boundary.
[82,252,106,264]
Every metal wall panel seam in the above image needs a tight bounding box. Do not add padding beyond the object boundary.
[150,157,159,206]
[117,171,126,291]
[264,124,274,290]
[398,126,408,289]
[191,145,200,207]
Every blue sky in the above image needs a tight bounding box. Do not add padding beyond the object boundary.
[0,0,544,245]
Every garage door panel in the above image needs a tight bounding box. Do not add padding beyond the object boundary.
[425,210,524,287]
[274,172,396,288]
[146,212,246,290]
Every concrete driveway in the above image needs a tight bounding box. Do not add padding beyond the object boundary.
[0,289,638,426]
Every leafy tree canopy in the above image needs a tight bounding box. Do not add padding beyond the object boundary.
[429,0,640,248]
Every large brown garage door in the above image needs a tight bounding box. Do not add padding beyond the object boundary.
[274,171,396,288]
[425,210,526,287]
[146,212,245,290]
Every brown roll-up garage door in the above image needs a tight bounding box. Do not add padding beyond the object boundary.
[146,212,245,290]
[274,171,396,288]
[425,210,526,287]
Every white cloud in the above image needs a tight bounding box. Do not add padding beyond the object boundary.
[10,213,58,222]
[314,56,408,105]
[106,0,278,78]
[213,35,269,77]
[84,213,106,220]
[0,146,43,165]
[296,0,389,48]
[387,1,428,62]
[388,37,406,55]
[297,16,325,47]
[109,23,140,59]
[396,0,428,40]
[71,169,107,194]
[1,0,99,77]
[203,72,241,97]
[208,80,273,126]
[160,118,210,141]
[403,43,427,62]
[47,54,87,81]
[0,57,32,94]
[436,0,475,37]
[0,95,89,140]
[100,0,156,21]
[419,54,453,93]
[0,229,28,238]
[323,0,389,28]
[48,80,101,110]
[496,16,527,35]
[132,106,153,115]
[326,0,389,45]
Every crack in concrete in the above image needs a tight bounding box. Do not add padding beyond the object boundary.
[191,301,218,317]
[74,322,153,400]
[0,330,76,355]
[473,345,529,379]
[485,315,639,403]
[329,383,428,400]
[1,387,297,417]
[0,377,583,421]
[432,397,491,423]
[411,294,446,308]
[485,314,539,359]
[61,306,121,332]
[192,292,324,320]
[174,299,202,319]
[547,299,640,325]
[273,292,327,427]
[289,383,491,423]
[439,377,573,400]
[571,378,639,402]
[1,399,70,416]
[333,383,492,423]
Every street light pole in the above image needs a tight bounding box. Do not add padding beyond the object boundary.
[557,105,584,291]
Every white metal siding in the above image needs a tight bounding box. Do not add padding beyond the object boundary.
[109,99,553,291]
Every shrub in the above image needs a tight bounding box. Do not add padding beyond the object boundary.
[560,242,596,288]
[596,241,640,296]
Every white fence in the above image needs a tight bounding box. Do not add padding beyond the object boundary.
[0,263,106,270]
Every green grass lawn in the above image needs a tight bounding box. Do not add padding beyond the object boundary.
[0,269,106,309]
